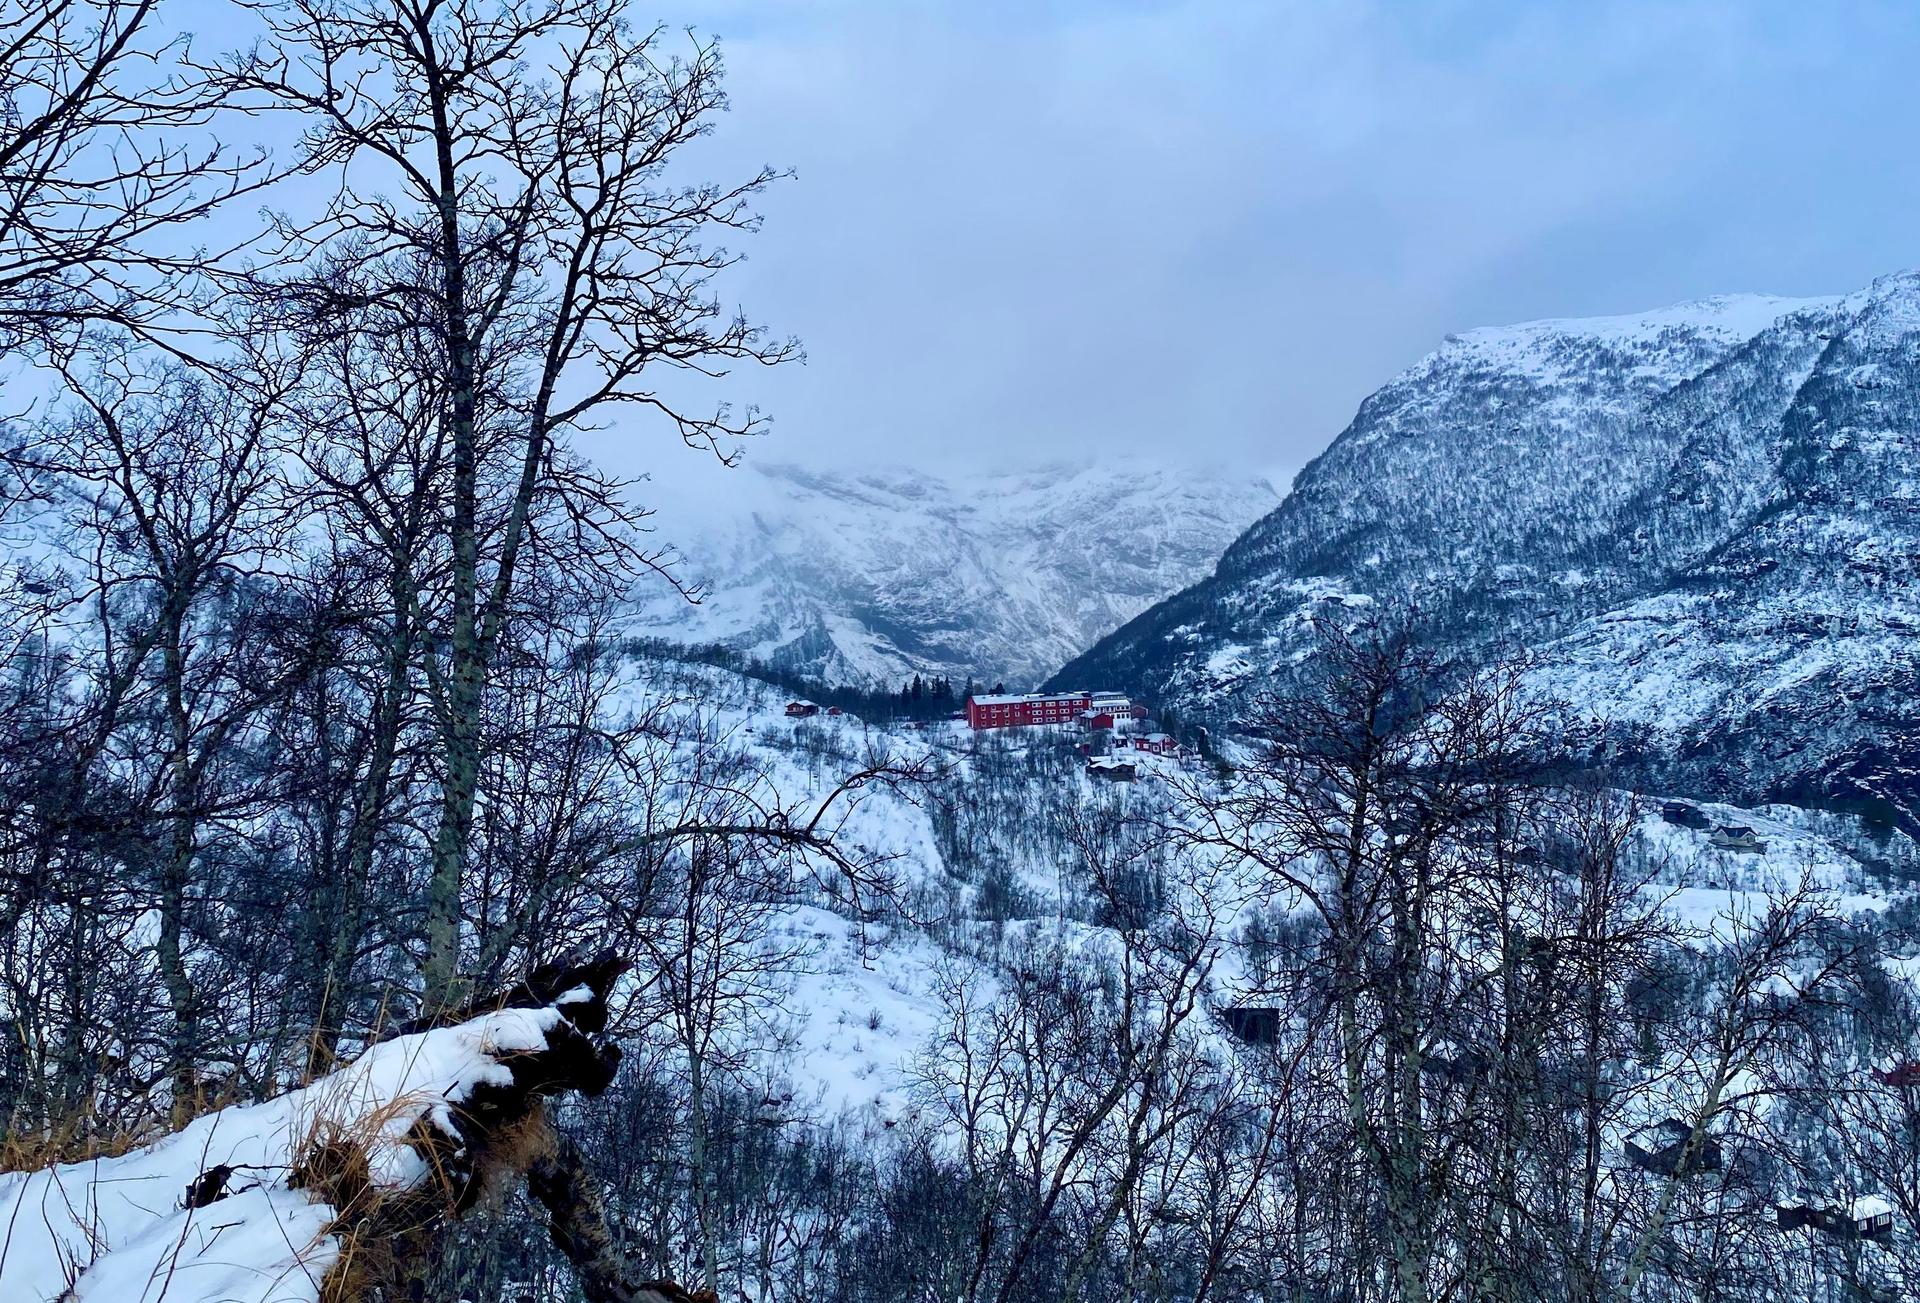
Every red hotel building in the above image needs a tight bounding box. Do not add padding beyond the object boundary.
[966,692,1093,730]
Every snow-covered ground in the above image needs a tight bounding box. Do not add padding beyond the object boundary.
[644,663,1919,1118]
[10,648,1915,1299]
[0,1001,603,1303]
[767,907,948,1127]
[1630,798,1893,933]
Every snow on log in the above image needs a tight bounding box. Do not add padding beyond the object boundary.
[0,953,628,1303]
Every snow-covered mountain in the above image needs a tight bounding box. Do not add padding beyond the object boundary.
[625,460,1278,688]
[1052,274,1920,831]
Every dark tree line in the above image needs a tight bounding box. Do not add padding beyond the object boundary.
[627,636,979,724]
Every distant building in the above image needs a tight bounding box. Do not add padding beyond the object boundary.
[1709,824,1766,853]
[785,701,819,718]
[1777,1195,1895,1242]
[1220,1007,1282,1045]
[1876,1061,1920,1088]
[1422,1040,1489,1084]
[967,691,1092,730]
[1130,733,1179,755]
[1625,1119,1721,1177]
[967,690,1159,733]
[1087,757,1137,782]
[1080,694,1150,733]
[1855,1197,1897,1241]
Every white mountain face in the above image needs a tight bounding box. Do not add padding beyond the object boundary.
[623,459,1278,688]
[1053,273,1920,832]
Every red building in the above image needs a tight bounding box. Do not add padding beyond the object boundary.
[966,692,1093,730]
[1081,699,1151,732]
[1876,1062,1920,1088]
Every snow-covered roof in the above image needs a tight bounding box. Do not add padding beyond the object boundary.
[969,691,1089,707]
[1627,1119,1691,1141]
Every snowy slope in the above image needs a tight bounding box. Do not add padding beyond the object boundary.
[0,998,611,1303]
[609,657,1911,1117]
[591,656,954,1124]
[1054,274,1920,830]
[624,459,1277,688]
[7,647,1909,1301]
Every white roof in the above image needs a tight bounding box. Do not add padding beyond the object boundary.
[970,692,1088,707]
[1853,1195,1895,1220]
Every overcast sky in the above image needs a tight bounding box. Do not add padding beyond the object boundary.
[170,0,1920,493]
[592,0,1920,490]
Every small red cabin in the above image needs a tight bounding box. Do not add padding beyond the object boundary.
[1875,1061,1920,1088]
[785,701,819,718]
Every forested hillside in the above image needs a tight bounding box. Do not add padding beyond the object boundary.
[1054,280,1920,833]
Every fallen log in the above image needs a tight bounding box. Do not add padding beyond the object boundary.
[2,952,710,1303]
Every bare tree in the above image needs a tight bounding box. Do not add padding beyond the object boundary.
[216,0,799,1005]
[0,1,268,359]
[1612,880,1855,1301]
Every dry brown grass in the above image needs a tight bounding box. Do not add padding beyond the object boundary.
[0,1068,269,1175]
[294,1089,558,1300]
[288,1088,443,1303]
[0,1109,144,1174]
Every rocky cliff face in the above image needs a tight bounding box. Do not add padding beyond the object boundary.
[625,459,1277,688]
[1051,276,1920,829]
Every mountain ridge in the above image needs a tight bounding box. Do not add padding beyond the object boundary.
[625,457,1278,689]
[1049,272,1920,830]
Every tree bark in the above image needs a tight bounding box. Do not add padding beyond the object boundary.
[528,1127,714,1303]
[157,606,198,1123]
[420,16,481,1013]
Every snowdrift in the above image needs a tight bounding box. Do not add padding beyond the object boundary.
[0,956,627,1303]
